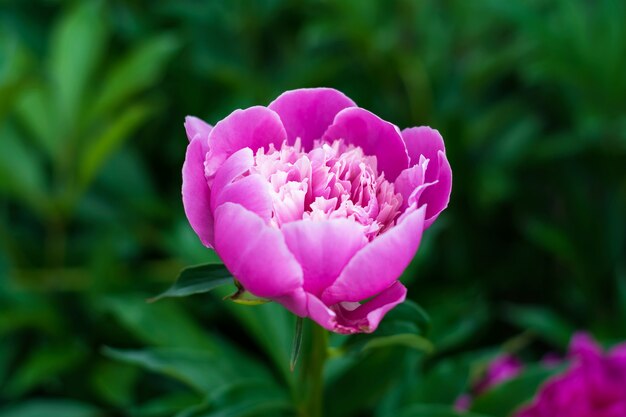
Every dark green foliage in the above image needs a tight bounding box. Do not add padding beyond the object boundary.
[1,0,625,416]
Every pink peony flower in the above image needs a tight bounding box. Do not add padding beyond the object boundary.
[515,333,626,417]
[182,88,451,334]
[455,354,524,412]
[475,354,524,395]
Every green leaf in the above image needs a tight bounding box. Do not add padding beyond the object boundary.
[397,404,494,417]
[290,317,303,371]
[503,304,575,348]
[50,2,108,126]
[362,334,434,354]
[15,85,59,158]
[190,380,293,417]
[100,294,220,350]
[3,343,86,398]
[340,300,431,354]
[90,34,180,118]
[0,124,46,212]
[136,393,203,417]
[470,365,565,417]
[90,361,138,407]
[149,264,233,302]
[0,399,102,417]
[78,103,153,189]
[103,347,275,395]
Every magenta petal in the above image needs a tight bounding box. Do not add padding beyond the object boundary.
[184,116,212,147]
[211,148,272,222]
[322,107,409,181]
[274,288,308,317]
[402,127,445,179]
[321,205,426,305]
[206,106,286,178]
[307,282,407,334]
[268,88,356,150]
[402,127,452,227]
[394,156,434,212]
[281,219,367,297]
[336,281,407,333]
[182,138,213,247]
[214,203,303,298]
[421,150,452,228]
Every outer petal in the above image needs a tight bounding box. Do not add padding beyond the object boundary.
[307,282,407,334]
[185,116,212,147]
[281,219,367,297]
[182,138,213,247]
[322,107,409,181]
[321,205,426,305]
[205,106,286,178]
[214,203,303,298]
[274,288,308,317]
[402,127,452,227]
[268,88,356,150]
[211,149,273,222]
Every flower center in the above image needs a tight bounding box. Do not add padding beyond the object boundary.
[250,139,403,240]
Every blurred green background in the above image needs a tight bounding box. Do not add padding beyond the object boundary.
[1,0,625,416]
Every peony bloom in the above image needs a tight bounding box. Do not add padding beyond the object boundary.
[475,354,524,394]
[515,333,626,417]
[455,354,524,411]
[182,88,451,333]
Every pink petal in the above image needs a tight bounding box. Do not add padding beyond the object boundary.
[402,127,452,227]
[268,88,356,150]
[184,116,212,147]
[321,205,426,305]
[205,106,286,178]
[213,202,303,298]
[394,156,435,212]
[421,150,452,228]
[307,282,407,334]
[274,288,308,317]
[281,219,367,297]
[322,107,409,181]
[182,138,214,247]
[211,149,273,222]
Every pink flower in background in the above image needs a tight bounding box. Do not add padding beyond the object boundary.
[182,88,451,333]
[515,333,626,417]
[455,354,524,411]
[475,354,524,394]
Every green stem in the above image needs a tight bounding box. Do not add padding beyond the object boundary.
[299,322,327,417]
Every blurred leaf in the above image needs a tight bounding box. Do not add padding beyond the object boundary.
[470,365,564,417]
[78,103,153,189]
[397,404,493,417]
[0,339,17,389]
[50,1,107,126]
[103,347,273,395]
[0,124,46,212]
[136,392,203,417]
[325,347,413,417]
[90,33,180,118]
[2,343,85,398]
[216,288,293,386]
[101,294,219,350]
[90,360,138,407]
[149,264,232,302]
[192,380,293,417]
[15,85,58,158]
[362,334,434,354]
[0,399,102,417]
[503,304,576,348]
